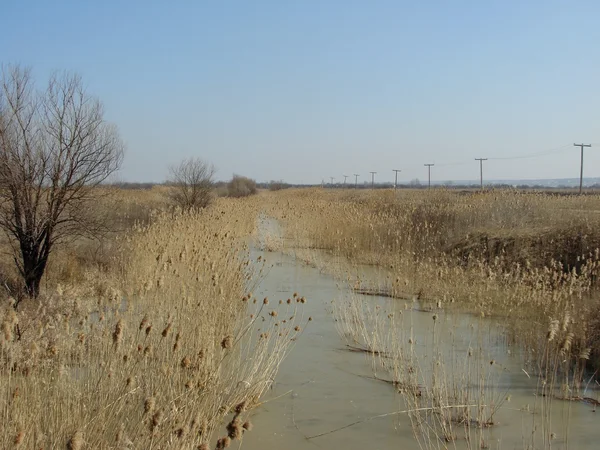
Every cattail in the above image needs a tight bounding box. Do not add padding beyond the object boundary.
[67,431,84,450]
[279,299,283,304]
[162,323,172,338]
[176,425,188,439]
[294,326,301,332]
[287,299,291,304]
[308,317,313,321]
[14,430,24,446]
[144,397,155,414]
[112,320,123,348]
[173,332,181,351]
[198,444,209,450]
[235,400,247,413]
[181,356,191,368]
[242,420,253,431]
[221,335,233,349]
[226,418,243,440]
[150,410,163,433]
[300,297,306,303]
[139,314,149,331]
[269,311,278,317]
[216,436,231,449]
[145,325,152,336]
[263,297,269,305]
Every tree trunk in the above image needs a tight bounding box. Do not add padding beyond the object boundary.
[21,242,48,298]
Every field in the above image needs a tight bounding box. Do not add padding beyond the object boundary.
[2,186,600,449]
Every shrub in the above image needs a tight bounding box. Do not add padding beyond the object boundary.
[227,175,257,198]
[167,158,215,211]
[269,180,289,191]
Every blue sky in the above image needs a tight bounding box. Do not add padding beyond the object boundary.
[2,1,600,184]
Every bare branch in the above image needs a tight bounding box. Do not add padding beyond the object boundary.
[0,64,125,297]
[167,157,215,211]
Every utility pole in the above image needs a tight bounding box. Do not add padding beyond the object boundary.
[392,169,401,190]
[330,176,335,187]
[354,174,359,189]
[343,174,348,186]
[424,164,434,189]
[574,143,592,195]
[370,171,377,189]
[475,158,487,190]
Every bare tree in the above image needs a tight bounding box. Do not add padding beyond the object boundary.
[167,158,215,211]
[0,65,124,298]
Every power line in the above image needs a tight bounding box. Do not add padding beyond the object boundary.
[488,144,572,161]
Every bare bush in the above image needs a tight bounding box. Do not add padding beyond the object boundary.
[167,158,215,211]
[0,65,124,298]
[227,175,257,198]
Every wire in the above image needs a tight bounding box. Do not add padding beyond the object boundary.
[487,144,572,161]
[423,144,573,169]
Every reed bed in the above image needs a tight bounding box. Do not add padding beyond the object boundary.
[0,195,304,449]
[265,187,600,448]
[266,188,600,370]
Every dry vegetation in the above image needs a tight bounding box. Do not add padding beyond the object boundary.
[0,188,305,448]
[226,175,258,198]
[263,187,600,448]
[3,185,600,448]
[265,188,600,367]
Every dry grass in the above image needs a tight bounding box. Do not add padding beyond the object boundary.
[265,188,600,368]
[0,191,305,448]
[261,187,600,448]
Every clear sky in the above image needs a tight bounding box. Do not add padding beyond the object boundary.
[2,1,600,184]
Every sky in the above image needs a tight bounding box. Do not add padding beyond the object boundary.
[2,1,600,184]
